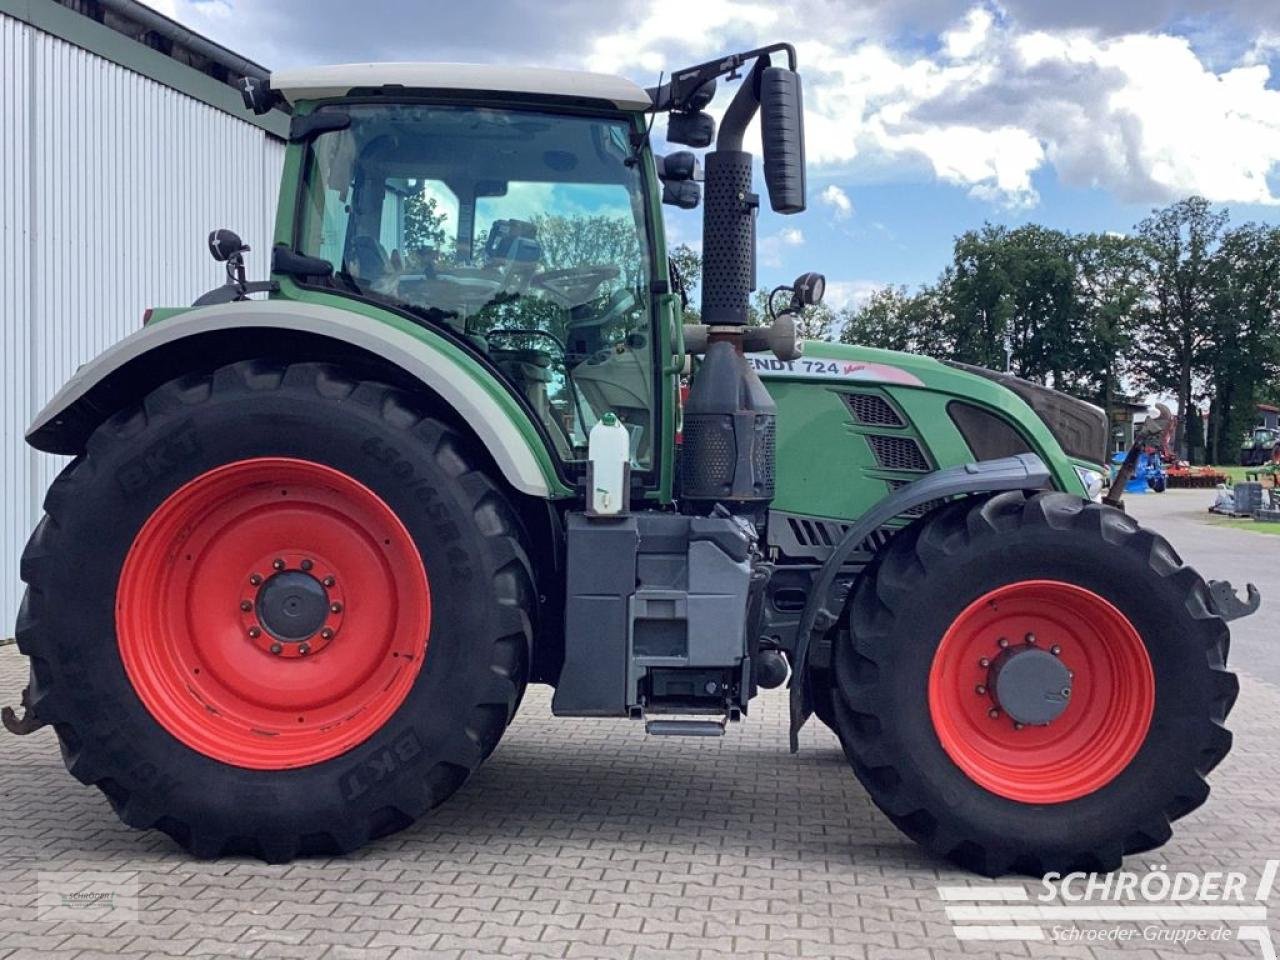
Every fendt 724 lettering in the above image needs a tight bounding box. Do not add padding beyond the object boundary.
[6,45,1258,875]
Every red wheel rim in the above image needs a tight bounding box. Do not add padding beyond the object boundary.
[927,580,1153,804]
[117,457,430,770]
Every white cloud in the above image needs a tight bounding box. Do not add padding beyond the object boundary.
[819,184,855,219]
[942,6,995,59]
[823,279,884,311]
[150,0,1280,209]
[588,1,1280,207]
[585,0,779,74]
[759,227,806,267]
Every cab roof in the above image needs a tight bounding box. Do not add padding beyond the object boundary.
[270,62,652,111]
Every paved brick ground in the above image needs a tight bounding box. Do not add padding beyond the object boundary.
[2,492,1277,959]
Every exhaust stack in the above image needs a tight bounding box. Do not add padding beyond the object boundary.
[679,49,805,515]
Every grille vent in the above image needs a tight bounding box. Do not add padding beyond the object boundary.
[679,418,734,496]
[867,434,929,472]
[843,393,904,427]
[786,516,851,548]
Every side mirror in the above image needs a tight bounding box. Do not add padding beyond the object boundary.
[208,228,248,263]
[662,181,701,210]
[759,66,806,214]
[667,111,716,148]
[658,151,701,182]
[272,244,335,279]
[239,75,275,115]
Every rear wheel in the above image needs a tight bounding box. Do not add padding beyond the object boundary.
[16,361,533,860]
[831,491,1237,876]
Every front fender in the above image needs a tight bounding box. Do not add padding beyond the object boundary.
[26,301,565,499]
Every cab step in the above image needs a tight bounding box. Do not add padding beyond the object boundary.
[645,718,726,737]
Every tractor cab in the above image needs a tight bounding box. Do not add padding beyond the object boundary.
[272,78,664,467]
[255,51,809,489]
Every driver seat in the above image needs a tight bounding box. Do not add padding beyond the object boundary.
[347,235,390,282]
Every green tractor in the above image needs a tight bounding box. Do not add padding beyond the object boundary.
[1240,425,1280,467]
[7,46,1256,876]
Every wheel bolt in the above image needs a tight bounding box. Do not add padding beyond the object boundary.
[975,684,987,695]
[248,626,261,638]
[997,637,1009,649]
[330,602,342,613]
[299,643,311,655]
[1013,722,1024,731]
[273,558,286,571]
[320,628,334,640]
[979,657,991,668]
[269,642,282,655]
[1050,645,1062,656]
[300,558,313,571]
[240,600,253,612]
[1061,687,1071,698]
[249,573,263,586]
[323,576,336,588]
[1025,633,1036,645]
[988,708,1000,719]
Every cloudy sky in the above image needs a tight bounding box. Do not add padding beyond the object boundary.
[144,0,1280,309]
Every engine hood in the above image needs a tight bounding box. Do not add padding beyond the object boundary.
[942,361,1108,466]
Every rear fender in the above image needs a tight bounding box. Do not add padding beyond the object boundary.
[26,301,564,498]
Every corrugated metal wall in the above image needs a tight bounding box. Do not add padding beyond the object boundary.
[1,12,287,632]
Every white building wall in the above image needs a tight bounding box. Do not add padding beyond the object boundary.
[1,11,286,632]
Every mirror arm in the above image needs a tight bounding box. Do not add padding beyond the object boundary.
[658,42,796,110]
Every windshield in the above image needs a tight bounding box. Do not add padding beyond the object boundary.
[297,103,657,466]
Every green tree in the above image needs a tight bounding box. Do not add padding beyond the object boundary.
[1204,223,1280,462]
[944,224,1078,381]
[1069,232,1145,422]
[1132,197,1229,458]
[838,282,956,358]
[669,243,703,321]
[839,286,915,351]
[945,225,1012,370]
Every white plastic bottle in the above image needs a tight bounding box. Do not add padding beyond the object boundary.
[588,413,630,516]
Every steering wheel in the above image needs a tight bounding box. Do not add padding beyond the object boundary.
[532,265,620,307]
[567,287,636,331]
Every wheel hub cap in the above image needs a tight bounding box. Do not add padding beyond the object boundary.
[988,646,1072,726]
[256,571,329,641]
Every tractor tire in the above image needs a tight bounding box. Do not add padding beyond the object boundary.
[807,666,841,735]
[15,360,533,861]
[830,490,1237,877]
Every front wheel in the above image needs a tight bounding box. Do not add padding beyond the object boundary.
[15,361,533,860]
[831,491,1237,876]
